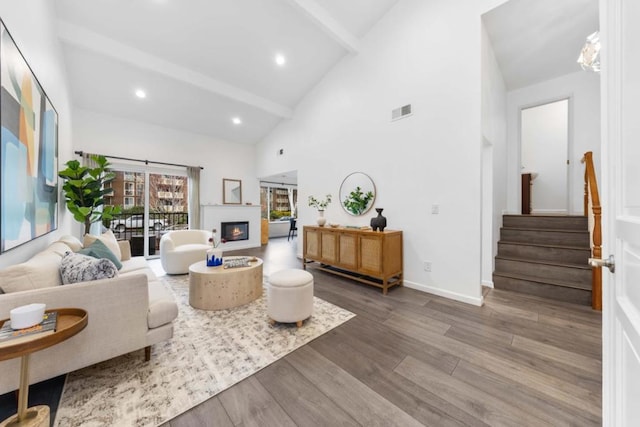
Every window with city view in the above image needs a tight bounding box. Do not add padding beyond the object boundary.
[261,186,297,222]
[104,170,190,256]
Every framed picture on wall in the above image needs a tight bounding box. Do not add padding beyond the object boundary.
[223,178,242,204]
[0,18,59,253]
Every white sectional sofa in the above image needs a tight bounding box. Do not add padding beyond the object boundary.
[0,234,178,395]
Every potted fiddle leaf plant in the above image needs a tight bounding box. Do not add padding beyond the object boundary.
[58,154,121,234]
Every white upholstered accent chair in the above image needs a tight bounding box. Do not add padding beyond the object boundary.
[160,229,211,274]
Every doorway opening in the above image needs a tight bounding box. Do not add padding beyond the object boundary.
[520,98,570,214]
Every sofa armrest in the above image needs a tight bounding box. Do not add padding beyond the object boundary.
[0,274,150,394]
[118,240,132,261]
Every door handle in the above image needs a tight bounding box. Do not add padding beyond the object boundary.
[589,255,615,273]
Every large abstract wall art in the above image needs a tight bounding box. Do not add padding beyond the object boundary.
[0,19,58,253]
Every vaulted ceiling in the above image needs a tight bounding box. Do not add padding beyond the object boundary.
[483,0,599,91]
[55,0,599,146]
[55,0,401,144]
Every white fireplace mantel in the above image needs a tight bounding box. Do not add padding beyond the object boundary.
[201,204,261,251]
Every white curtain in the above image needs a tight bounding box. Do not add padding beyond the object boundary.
[187,167,201,229]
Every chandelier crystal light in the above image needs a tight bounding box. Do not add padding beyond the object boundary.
[577,31,601,72]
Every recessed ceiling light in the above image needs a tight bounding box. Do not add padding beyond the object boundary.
[275,54,286,66]
[232,117,242,125]
[135,89,146,99]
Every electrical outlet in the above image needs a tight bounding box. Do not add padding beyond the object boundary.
[431,204,439,214]
[423,261,432,272]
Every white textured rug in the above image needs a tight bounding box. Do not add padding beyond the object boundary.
[54,274,355,427]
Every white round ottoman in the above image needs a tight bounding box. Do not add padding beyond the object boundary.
[267,269,314,327]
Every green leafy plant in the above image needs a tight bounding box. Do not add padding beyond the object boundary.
[343,186,374,215]
[308,194,332,210]
[58,155,121,233]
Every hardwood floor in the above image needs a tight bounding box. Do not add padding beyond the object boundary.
[164,237,602,427]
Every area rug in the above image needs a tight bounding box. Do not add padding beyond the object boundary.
[53,274,355,427]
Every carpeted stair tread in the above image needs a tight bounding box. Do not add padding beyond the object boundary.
[492,271,592,291]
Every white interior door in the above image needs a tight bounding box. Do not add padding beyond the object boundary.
[602,0,640,424]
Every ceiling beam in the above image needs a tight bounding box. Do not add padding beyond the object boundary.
[57,21,293,119]
[287,0,360,53]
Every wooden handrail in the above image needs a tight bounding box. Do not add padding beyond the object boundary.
[581,151,602,311]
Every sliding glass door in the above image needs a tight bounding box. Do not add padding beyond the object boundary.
[105,165,188,258]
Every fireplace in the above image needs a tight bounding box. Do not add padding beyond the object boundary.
[221,221,249,242]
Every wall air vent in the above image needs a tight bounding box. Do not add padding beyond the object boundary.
[391,104,412,121]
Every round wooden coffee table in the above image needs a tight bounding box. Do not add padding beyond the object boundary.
[0,308,88,427]
[189,257,263,310]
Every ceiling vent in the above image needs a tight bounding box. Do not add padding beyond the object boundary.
[391,104,412,121]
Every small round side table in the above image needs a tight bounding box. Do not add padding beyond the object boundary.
[0,308,88,427]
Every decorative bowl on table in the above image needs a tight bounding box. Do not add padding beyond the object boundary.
[10,303,46,329]
[329,223,340,228]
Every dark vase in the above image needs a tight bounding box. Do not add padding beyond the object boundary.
[370,208,387,232]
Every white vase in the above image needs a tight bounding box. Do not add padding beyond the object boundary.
[317,210,327,227]
[206,248,223,266]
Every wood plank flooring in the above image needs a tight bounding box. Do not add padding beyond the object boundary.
[164,238,602,427]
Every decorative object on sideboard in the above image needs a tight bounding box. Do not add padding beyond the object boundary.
[316,210,327,227]
[223,178,242,204]
[1,19,59,253]
[308,194,332,227]
[339,172,376,216]
[370,208,387,232]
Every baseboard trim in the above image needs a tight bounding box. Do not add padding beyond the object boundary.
[404,280,483,306]
[531,209,568,214]
[482,280,494,288]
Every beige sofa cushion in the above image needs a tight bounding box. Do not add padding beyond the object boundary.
[148,280,179,328]
[57,235,83,252]
[0,246,66,293]
[83,230,122,261]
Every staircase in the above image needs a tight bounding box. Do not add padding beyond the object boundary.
[493,215,592,305]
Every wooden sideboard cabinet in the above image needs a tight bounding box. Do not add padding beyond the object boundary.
[303,225,403,294]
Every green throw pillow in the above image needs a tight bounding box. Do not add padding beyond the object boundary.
[78,239,123,270]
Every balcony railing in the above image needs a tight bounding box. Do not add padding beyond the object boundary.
[108,211,189,256]
[156,192,184,199]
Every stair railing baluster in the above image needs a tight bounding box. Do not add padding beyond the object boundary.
[581,151,602,311]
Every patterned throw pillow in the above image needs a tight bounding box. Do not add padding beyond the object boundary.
[60,252,118,285]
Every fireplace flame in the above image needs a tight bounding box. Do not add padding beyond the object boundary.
[232,227,244,237]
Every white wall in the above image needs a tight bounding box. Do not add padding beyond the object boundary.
[72,109,260,230]
[256,0,510,305]
[481,24,508,288]
[0,1,74,268]
[507,71,601,214]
